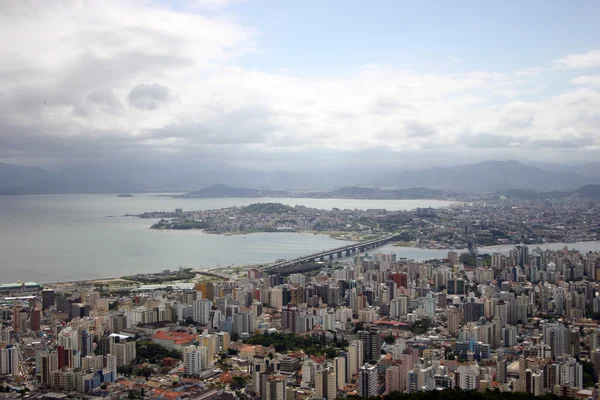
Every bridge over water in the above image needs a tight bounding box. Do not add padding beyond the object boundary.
[265,234,399,273]
[196,234,398,278]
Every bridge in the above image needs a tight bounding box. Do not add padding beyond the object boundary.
[264,234,399,273]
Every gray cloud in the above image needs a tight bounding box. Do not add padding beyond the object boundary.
[461,133,522,149]
[404,122,436,138]
[72,88,125,116]
[527,136,595,149]
[128,83,177,110]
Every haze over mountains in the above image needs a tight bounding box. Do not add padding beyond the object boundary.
[1,160,599,195]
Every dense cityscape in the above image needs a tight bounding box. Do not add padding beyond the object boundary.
[1,237,600,400]
[138,197,600,249]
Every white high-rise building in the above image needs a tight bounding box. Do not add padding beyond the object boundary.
[559,358,583,389]
[193,299,212,325]
[109,336,136,367]
[183,345,209,376]
[301,359,316,388]
[323,312,336,331]
[58,327,79,350]
[455,364,480,391]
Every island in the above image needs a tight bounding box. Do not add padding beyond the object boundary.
[117,193,134,197]
[138,202,386,240]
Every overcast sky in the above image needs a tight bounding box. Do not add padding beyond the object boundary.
[1,0,599,170]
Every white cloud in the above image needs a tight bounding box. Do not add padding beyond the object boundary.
[0,1,598,167]
[553,49,600,69]
[189,0,245,10]
[572,75,600,87]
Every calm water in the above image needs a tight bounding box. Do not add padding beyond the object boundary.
[0,194,458,283]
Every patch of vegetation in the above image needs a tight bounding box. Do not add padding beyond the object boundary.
[151,219,209,230]
[135,340,182,364]
[243,203,296,214]
[244,332,346,355]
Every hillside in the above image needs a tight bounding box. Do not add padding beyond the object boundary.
[382,160,594,192]
[575,184,600,198]
[175,184,286,198]
[307,186,449,199]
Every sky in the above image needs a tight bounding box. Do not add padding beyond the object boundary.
[1,0,599,171]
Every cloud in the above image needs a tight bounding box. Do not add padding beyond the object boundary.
[72,88,125,116]
[0,1,599,169]
[448,56,462,64]
[572,75,600,87]
[461,133,522,149]
[189,0,245,10]
[553,49,600,69]
[128,83,177,110]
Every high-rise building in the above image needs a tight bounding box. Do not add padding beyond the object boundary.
[0,346,19,376]
[217,331,230,352]
[183,345,209,376]
[30,309,41,331]
[385,365,401,394]
[348,340,364,379]
[233,310,256,336]
[357,326,382,363]
[358,363,377,398]
[496,357,507,383]
[455,364,479,391]
[193,299,212,325]
[199,331,218,361]
[40,352,59,387]
[447,307,462,334]
[80,330,93,357]
[503,325,517,347]
[543,323,569,360]
[333,356,346,389]
[315,367,336,400]
[270,288,283,311]
[109,336,136,367]
[261,375,286,400]
[281,306,298,332]
[42,289,55,310]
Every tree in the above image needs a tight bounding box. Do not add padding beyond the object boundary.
[231,376,247,390]
[384,335,396,344]
[325,347,338,358]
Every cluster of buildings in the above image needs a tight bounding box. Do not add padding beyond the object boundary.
[139,204,397,236]
[1,240,599,400]
[388,198,600,249]
[136,195,600,252]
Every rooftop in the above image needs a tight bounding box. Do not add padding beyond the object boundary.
[152,331,196,344]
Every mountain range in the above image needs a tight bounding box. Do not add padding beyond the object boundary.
[0,160,598,195]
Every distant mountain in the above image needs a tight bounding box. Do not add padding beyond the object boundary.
[380,161,595,192]
[175,184,287,198]
[523,161,600,179]
[575,184,600,198]
[0,162,49,191]
[0,159,597,195]
[305,186,449,200]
